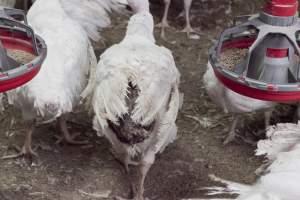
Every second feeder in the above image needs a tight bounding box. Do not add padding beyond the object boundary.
[209,0,300,102]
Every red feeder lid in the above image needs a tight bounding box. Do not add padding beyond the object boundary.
[263,0,298,17]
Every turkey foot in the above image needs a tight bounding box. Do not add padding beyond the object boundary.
[110,148,139,171]
[55,116,89,145]
[110,148,141,199]
[2,144,38,161]
[180,25,201,37]
[2,123,38,164]
[156,21,174,39]
[110,148,138,198]
[114,161,152,200]
[156,0,173,39]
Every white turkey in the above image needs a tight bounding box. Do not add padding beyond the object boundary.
[198,122,300,200]
[3,0,125,160]
[83,0,181,198]
[203,62,276,145]
[156,0,197,38]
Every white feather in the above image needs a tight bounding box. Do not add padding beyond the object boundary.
[256,122,300,160]
[60,0,125,41]
[202,122,300,200]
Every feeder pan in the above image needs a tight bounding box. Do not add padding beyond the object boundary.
[0,7,46,93]
[209,0,300,102]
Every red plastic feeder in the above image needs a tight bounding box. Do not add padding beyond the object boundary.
[209,0,300,102]
[0,7,47,93]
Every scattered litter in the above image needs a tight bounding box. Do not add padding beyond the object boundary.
[36,141,53,151]
[168,169,185,178]
[78,189,111,199]
[13,184,32,191]
[189,34,200,40]
[185,115,213,128]
[29,192,46,197]
[194,158,205,163]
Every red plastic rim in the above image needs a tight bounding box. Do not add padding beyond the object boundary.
[0,66,41,92]
[263,0,298,17]
[0,28,44,92]
[213,37,300,102]
[214,69,300,102]
[0,27,35,53]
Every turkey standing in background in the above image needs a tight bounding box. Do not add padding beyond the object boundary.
[157,0,197,39]
[203,62,276,145]
[200,122,300,200]
[4,0,124,160]
[84,0,181,198]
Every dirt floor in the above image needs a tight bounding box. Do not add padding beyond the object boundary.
[0,0,296,200]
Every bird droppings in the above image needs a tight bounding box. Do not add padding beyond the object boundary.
[7,49,36,64]
[0,1,278,200]
[220,48,248,71]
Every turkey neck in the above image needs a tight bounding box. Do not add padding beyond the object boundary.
[124,11,155,43]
